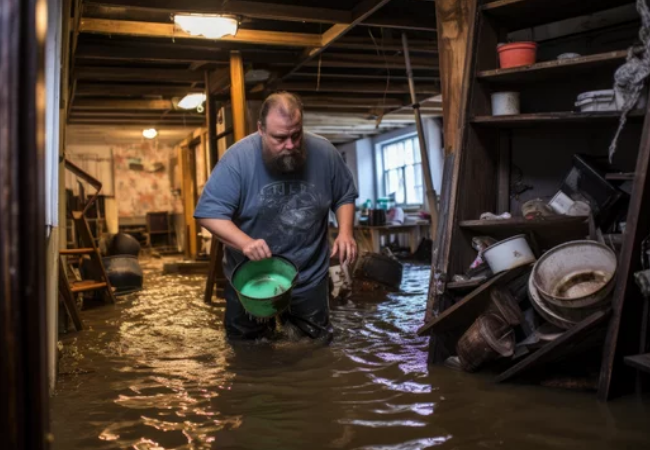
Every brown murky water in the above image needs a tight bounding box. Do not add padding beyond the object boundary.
[52,260,650,450]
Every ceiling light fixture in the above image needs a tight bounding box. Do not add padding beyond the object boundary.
[177,92,207,110]
[142,128,158,139]
[173,14,238,39]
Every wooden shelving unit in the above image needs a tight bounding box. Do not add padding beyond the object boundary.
[481,0,631,31]
[427,0,650,400]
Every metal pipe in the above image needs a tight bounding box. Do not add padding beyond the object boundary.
[402,33,439,238]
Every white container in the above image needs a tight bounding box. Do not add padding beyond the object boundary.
[483,234,536,274]
[575,90,617,112]
[491,92,520,116]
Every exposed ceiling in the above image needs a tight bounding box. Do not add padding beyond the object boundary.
[67,0,441,145]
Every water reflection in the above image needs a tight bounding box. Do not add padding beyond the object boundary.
[52,261,650,450]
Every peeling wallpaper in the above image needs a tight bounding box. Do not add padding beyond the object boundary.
[113,142,183,218]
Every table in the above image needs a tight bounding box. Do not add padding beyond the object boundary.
[329,223,430,254]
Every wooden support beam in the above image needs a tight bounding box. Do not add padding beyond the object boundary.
[72,98,174,110]
[79,18,322,47]
[279,81,439,94]
[291,72,439,82]
[205,70,218,169]
[75,83,204,97]
[84,0,353,24]
[230,51,248,141]
[330,37,438,53]
[208,67,230,95]
[281,0,395,81]
[76,66,205,82]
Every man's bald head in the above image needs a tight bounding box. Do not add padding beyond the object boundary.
[258,92,303,130]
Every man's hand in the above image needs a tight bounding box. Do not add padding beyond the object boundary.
[243,239,272,261]
[331,232,357,265]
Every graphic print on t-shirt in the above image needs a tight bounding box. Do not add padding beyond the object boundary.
[257,181,324,252]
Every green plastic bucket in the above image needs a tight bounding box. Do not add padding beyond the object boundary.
[231,256,299,318]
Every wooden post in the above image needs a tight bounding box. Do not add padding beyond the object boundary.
[425,0,478,356]
[205,70,218,170]
[402,33,439,239]
[230,51,248,141]
[0,0,50,447]
[204,52,248,303]
[599,98,650,400]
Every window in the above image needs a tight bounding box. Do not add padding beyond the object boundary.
[381,135,423,205]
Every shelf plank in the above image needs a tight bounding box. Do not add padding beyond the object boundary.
[624,354,650,374]
[482,0,635,31]
[471,111,645,128]
[417,267,525,336]
[460,216,590,251]
[606,173,635,181]
[496,309,611,383]
[459,216,588,232]
[477,51,627,83]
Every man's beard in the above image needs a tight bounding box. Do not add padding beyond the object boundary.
[262,139,307,174]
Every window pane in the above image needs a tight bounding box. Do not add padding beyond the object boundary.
[396,168,406,205]
[404,138,414,165]
[414,163,423,188]
[413,138,421,163]
[405,164,416,204]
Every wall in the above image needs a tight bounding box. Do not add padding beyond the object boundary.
[338,118,444,211]
[67,141,183,221]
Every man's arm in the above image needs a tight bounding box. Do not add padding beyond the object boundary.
[330,203,357,264]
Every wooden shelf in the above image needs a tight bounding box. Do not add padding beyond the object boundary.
[471,111,645,128]
[460,216,590,251]
[606,173,635,181]
[481,0,635,31]
[460,216,587,232]
[418,267,526,336]
[624,354,650,374]
[477,51,627,83]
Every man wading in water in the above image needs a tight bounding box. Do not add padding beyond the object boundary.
[195,92,358,341]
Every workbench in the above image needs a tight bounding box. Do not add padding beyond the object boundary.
[329,223,429,254]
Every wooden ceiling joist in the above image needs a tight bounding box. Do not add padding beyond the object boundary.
[79,18,323,47]
[290,72,439,82]
[84,0,353,24]
[75,83,204,97]
[85,1,436,32]
[279,81,439,94]
[75,66,204,82]
[73,99,175,110]
[282,0,395,80]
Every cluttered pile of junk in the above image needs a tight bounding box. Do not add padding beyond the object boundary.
[422,152,649,387]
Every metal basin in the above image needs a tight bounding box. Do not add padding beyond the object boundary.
[532,240,616,309]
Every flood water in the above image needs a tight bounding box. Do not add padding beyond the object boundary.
[52,260,650,450]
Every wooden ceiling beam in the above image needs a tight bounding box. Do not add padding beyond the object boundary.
[84,0,352,24]
[68,119,205,126]
[330,38,437,54]
[76,66,205,82]
[280,81,439,94]
[73,98,175,110]
[290,72,439,82]
[76,41,296,64]
[281,0,395,81]
[75,83,205,97]
[79,18,323,47]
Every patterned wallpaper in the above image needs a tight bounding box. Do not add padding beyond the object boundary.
[113,141,183,218]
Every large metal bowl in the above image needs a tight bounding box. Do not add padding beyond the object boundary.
[532,240,616,309]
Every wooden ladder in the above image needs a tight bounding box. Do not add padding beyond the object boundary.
[58,211,116,330]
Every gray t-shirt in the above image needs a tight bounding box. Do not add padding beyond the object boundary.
[194,131,358,293]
